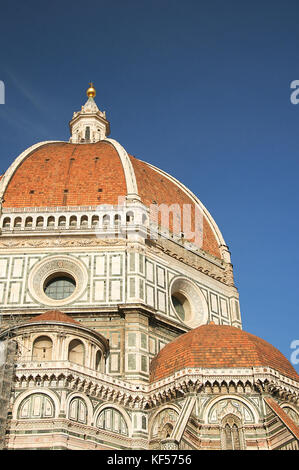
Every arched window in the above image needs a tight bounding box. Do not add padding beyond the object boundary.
[70,216,77,228]
[58,216,66,227]
[126,211,134,223]
[97,408,128,436]
[161,422,173,439]
[85,126,90,141]
[47,216,55,228]
[114,214,121,225]
[14,217,22,229]
[221,415,242,450]
[92,215,99,227]
[2,217,11,229]
[36,216,44,228]
[232,424,241,450]
[18,394,54,419]
[44,274,76,300]
[80,215,88,227]
[142,415,147,430]
[68,339,84,365]
[69,397,87,424]
[25,217,33,228]
[103,214,110,226]
[151,409,178,438]
[224,423,233,449]
[95,350,102,371]
[32,336,53,361]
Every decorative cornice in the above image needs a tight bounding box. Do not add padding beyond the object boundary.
[0,236,125,248]
[13,363,299,410]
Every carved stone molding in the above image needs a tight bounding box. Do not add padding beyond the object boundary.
[27,255,88,306]
[0,237,126,249]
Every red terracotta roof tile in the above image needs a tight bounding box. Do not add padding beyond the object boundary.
[149,324,299,382]
[130,156,221,257]
[2,141,221,259]
[28,310,80,325]
[264,397,299,440]
[3,141,127,208]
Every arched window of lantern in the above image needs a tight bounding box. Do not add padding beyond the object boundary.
[85,126,90,141]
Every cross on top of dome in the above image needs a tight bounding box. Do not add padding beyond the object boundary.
[69,83,110,143]
[86,82,96,98]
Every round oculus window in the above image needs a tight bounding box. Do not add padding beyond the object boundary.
[170,277,209,328]
[171,294,187,321]
[44,273,76,300]
[28,255,88,306]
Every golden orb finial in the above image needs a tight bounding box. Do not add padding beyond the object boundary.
[86,82,96,98]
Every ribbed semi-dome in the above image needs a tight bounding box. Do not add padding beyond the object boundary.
[149,323,299,382]
[0,140,222,258]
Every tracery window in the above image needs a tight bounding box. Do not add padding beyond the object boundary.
[221,415,243,450]
[97,408,128,436]
[18,394,54,419]
[69,397,87,424]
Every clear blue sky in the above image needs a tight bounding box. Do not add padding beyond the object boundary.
[0,0,298,372]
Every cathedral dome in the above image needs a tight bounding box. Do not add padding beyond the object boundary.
[149,323,299,382]
[0,139,224,258]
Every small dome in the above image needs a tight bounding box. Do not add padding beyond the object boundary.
[28,310,80,325]
[149,323,299,382]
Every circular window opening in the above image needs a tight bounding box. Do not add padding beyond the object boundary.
[44,273,76,300]
[171,293,190,322]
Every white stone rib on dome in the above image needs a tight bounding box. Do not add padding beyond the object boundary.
[103,138,140,201]
[142,160,228,258]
